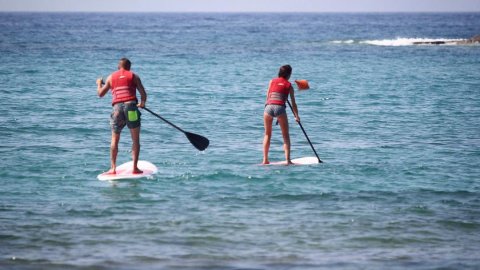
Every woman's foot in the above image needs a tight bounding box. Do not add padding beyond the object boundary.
[132,168,143,174]
[106,168,116,174]
[262,159,270,165]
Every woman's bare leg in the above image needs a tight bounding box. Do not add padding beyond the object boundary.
[277,113,292,165]
[263,113,273,164]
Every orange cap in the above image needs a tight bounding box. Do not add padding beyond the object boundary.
[295,79,310,90]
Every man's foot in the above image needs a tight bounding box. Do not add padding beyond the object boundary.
[262,160,270,165]
[286,160,293,166]
[106,168,116,174]
[132,168,143,174]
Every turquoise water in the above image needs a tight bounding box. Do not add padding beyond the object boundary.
[1,13,480,269]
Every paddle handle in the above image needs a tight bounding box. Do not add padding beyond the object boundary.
[143,107,185,133]
[287,100,323,163]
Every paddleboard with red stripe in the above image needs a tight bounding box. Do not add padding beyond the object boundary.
[97,160,158,181]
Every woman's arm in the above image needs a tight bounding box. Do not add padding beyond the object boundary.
[265,80,272,103]
[289,86,300,122]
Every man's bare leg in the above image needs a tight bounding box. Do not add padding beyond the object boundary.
[109,131,121,174]
[130,127,143,174]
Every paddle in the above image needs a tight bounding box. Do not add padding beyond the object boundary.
[143,107,209,151]
[275,79,322,163]
[286,100,322,163]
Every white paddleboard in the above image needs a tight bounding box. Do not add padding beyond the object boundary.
[97,160,158,181]
[264,156,320,166]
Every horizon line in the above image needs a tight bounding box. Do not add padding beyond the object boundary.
[1,10,480,13]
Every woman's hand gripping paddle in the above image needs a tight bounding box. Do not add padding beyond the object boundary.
[143,107,209,151]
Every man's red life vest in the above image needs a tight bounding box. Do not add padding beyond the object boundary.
[110,69,137,105]
[266,77,291,106]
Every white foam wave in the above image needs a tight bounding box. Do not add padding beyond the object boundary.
[331,38,469,46]
[332,40,354,44]
[360,38,465,46]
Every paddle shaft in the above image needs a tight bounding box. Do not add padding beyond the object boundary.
[143,107,186,134]
[287,100,323,163]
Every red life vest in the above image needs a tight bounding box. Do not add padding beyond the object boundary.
[110,69,137,105]
[266,77,291,106]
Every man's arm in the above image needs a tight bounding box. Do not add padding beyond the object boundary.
[134,74,147,108]
[97,76,111,97]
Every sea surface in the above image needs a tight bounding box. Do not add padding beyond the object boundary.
[1,12,479,269]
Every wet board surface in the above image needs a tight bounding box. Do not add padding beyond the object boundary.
[265,156,320,166]
[97,160,158,181]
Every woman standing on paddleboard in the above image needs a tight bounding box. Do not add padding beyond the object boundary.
[262,65,300,165]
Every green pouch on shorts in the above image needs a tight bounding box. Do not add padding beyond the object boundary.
[128,110,138,122]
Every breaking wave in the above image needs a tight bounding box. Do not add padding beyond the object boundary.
[331,37,474,46]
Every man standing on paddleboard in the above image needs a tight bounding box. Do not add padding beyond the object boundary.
[96,58,147,174]
[263,65,300,165]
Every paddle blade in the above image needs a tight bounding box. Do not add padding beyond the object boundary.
[295,79,310,90]
[185,132,209,151]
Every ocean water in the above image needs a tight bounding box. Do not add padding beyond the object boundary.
[1,12,479,269]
